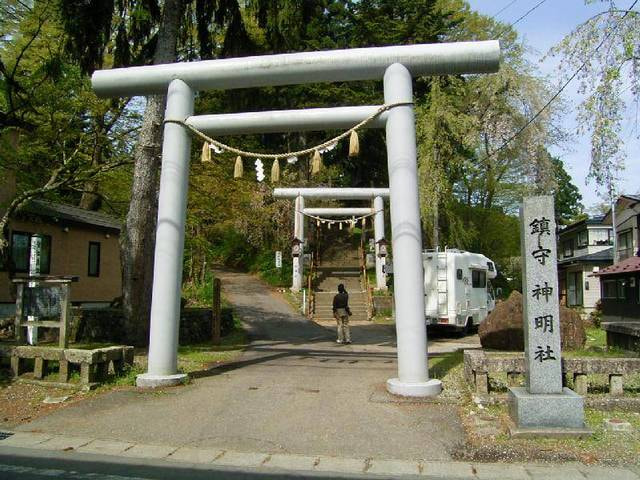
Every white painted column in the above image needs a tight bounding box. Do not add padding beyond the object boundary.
[373,196,387,290]
[137,79,194,388]
[384,64,441,397]
[292,195,305,291]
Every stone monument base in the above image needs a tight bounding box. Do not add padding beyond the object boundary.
[508,387,592,437]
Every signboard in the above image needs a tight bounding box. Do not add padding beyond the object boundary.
[275,251,282,269]
[383,261,393,274]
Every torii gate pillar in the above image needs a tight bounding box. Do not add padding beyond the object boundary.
[292,195,305,291]
[137,79,193,387]
[373,196,387,290]
[384,64,441,396]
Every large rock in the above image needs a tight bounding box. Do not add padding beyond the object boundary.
[479,291,585,351]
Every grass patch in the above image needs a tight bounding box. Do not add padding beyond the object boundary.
[177,328,248,373]
[470,404,640,464]
[565,327,635,358]
[372,313,394,325]
[429,350,463,380]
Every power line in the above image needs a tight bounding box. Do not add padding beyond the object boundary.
[508,0,548,30]
[487,0,639,160]
[496,0,548,38]
[493,0,522,18]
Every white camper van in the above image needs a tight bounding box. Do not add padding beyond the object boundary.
[423,248,497,333]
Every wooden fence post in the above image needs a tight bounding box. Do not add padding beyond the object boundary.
[212,277,221,345]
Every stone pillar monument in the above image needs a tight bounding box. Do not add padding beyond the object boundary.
[509,195,590,436]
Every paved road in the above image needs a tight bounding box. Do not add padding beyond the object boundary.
[13,269,466,461]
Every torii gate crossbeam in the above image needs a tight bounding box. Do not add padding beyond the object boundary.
[92,41,500,397]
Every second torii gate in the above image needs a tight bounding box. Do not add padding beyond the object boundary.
[273,188,390,291]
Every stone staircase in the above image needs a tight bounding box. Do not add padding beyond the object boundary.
[311,242,370,322]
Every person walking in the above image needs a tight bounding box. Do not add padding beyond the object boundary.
[333,283,352,344]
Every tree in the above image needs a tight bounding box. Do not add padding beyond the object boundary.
[549,0,639,194]
[57,0,324,345]
[550,157,584,224]
[0,1,133,261]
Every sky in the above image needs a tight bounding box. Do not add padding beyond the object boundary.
[466,0,639,210]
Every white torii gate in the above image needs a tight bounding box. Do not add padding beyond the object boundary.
[92,41,500,396]
[272,188,390,291]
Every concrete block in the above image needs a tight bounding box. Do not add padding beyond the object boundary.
[573,373,588,395]
[263,453,318,471]
[212,450,269,468]
[80,363,95,384]
[580,466,639,480]
[314,456,366,474]
[509,387,586,429]
[10,357,23,377]
[610,374,624,396]
[604,418,633,432]
[58,360,70,383]
[167,447,224,464]
[474,463,528,479]
[0,432,53,448]
[475,372,489,394]
[33,435,93,451]
[33,357,45,379]
[367,459,420,476]
[526,465,586,480]
[421,461,475,478]
[77,439,134,455]
[121,444,178,459]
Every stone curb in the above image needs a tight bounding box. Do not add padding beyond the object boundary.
[1,432,638,479]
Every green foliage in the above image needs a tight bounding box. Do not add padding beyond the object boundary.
[551,157,584,224]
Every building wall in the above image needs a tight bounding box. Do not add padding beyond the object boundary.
[558,224,613,261]
[615,204,640,261]
[0,218,121,304]
[600,272,640,323]
[581,265,601,314]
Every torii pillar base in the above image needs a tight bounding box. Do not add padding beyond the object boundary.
[136,373,188,388]
[387,378,442,397]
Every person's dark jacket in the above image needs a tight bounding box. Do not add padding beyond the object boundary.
[333,292,351,315]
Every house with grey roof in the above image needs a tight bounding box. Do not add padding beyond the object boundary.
[557,216,613,316]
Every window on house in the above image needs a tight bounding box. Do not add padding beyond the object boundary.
[10,232,51,274]
[88,242,101,277]
[617,279,626,300]
[577,230,588,247]
[603,279,617,298]
[472,270,486,288]
[590,228,612,246]
[567,271,583,306]
[562,239,574,258]
[618,230,633,260]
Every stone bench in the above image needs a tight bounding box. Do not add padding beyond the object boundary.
[0,344,134,388]
[464,349,640,396]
